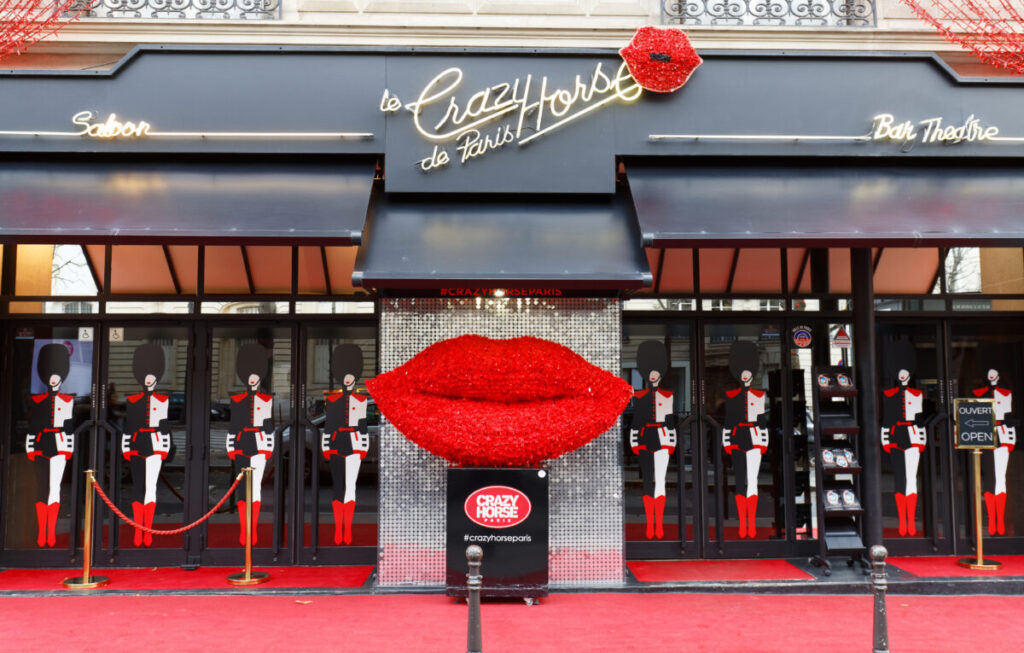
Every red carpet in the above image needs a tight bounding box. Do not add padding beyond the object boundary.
[0,593,1020,652]
[627,559,813,582]
[888,554,1024,578]
[0,565,373,591]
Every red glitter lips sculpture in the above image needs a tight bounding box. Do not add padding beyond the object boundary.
[619,26,703,93]
[367,335,633,467]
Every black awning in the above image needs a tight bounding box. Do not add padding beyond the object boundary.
[0,161,374,244]
[627,163,1024,247]
[353,190,651,289]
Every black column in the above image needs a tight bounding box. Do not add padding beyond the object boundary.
[809,249,832,365]
[851,248,882,547]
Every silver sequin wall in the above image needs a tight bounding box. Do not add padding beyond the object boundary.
[377,296,624,587]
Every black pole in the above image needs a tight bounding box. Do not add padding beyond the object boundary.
[810,249,833,365]
[852,248,882,547]
[870,544,890,653]
[466,545,483,653]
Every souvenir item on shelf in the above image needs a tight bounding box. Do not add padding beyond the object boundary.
[842,489,860,509]
[837,373,853,388]
[842,448,858,466]
[822,449,836,466]
[825,490,842,509]
[835,451,849,468]
[817,374,832,389]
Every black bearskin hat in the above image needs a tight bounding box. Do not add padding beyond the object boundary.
[884,340,916,382]
[637,341,668,383]
[132,344,166,386]
[236,343,270,385]
[728,341,760,382]
[37,343,71,385]
[975,343,1002,378]
[331,344,364,384]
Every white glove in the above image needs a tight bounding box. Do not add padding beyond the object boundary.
[880,427,891,447]
[628,429,639,450]
[999,424,1017,447]
[122,434,131,454]
[155,433,171,452]
[911,426,927,447]
[722,428,732,449]
[56,433,74,454]
[753,427,769,448]
[25,434,35,454]
[662,429,677,449]
[353,431,370,453]
[321,433,331,452]
[259,431,275,453]
[226,433,235,454]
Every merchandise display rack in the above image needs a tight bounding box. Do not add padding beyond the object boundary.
[810,366,866,575]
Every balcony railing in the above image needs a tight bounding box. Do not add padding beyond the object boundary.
[71,0,280,20]
[663,0,876,27]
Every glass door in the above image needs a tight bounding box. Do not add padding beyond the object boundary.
[296,323,378,564]
[876,320,953,555]
[948,319,1024,556]
[95,324,193,565]
[622,321,695,559]
[1,323,99,565]
[201,324,294,565]
[701,321,793,557]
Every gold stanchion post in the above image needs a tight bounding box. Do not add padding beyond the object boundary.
[228,466,270,586]
[63,470,110,589]
[958,449,1001,570]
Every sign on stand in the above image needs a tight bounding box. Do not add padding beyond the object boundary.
[446,467,548,599]
[954,398,997,449]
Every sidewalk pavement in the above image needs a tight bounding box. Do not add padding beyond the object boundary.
[0,591,1019,652]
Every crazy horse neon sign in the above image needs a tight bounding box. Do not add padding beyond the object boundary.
[380,27,702,173]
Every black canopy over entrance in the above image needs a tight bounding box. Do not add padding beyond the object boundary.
[627,163,1024,248]
[0,160,375,245]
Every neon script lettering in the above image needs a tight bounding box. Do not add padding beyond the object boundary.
[72,111,152,139]
[381,62,643,173]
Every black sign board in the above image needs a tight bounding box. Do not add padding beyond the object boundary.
[954,398,998,449]
[446,467,548,598]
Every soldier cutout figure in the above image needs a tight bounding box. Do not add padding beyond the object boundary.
[973,345,1016,536]
[121,344,171,547]
[880,340,927,537]
[320,344,370,545]
[26,343,75,548]
[721,341,769,539]
[628,341,677,540]
[227,343,275,546]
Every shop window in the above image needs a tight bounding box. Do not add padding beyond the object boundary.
[16,244,100,297]
[8,301,99,314]
[201,301,289,315]
[106,302,193,314]
[873,248,942,295]
[295,301,375,314]
[622,298,697,312]
[978,248,1024,295]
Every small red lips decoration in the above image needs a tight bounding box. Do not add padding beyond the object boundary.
[366,335,633,467]
[619,26,703,93]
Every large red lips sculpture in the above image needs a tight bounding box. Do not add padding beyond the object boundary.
[619,26,703,93]
[367,335,633,467]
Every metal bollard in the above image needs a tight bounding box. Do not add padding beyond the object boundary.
[870,545,889,653]
[466,545,483,653]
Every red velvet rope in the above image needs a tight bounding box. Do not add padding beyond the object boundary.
[91,471,244,536]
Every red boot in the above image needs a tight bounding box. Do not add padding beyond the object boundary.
[143,502,156,547]
[895,493,907,536]
[642,496,655,540]
[747,495,758,538]
[332,500,345,545]
[46,502,59,548]
[653,495,666,540]
[984,492,997,536]
[735,494,748,539]
[996,493,1007,536]
[343,501,356,545]
[237,501,247,546]
[131,502,144,547]
[905,494,918,536]
[34,502,47,548]
[250,501,261,546]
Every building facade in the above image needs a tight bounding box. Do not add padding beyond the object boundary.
[0,1,1022,585]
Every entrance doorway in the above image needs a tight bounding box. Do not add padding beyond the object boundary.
[623,316,852,560]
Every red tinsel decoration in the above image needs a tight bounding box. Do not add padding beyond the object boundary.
[366,335,633,468]
[619,26,703,93]
[1,0,87,62]
[899,0,1024,74]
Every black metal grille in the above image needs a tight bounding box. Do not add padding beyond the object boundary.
[71,0,279,20]
[663,0,875,27]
